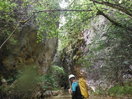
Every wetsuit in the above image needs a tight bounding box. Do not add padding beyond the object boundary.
[71,82,83,99]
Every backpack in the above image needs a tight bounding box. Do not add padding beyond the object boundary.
[78,78,89,98]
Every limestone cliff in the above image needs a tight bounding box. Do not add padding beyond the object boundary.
[0,0,58,82]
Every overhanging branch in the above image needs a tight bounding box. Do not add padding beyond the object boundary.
[33,9,93,13]
[97,10,132,32]
[90,0,132,17]
[0,9,93,50]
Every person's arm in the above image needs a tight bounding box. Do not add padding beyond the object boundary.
[68,88,72,94]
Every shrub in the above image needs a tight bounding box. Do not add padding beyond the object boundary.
[108,84,132,96]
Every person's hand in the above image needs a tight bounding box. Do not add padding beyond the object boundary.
[68,88,72,94]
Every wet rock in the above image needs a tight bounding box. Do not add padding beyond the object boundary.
[52,90,62,96]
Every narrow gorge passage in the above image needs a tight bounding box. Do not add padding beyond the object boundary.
[0,0,131,99]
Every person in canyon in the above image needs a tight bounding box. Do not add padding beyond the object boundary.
[68,74,83,99]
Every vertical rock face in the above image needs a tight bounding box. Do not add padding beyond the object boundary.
[82,15,110,89]
[0,0,58,80]
[59,15,109,74]
[37,38,58,73]
[13,27,58,73]
[57,15,110,89]
[83,15,109,45]
[83,15,132,88]
[1,31,58,75]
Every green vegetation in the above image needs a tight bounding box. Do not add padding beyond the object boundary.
[39,65,65,90]
[0,0,132,98]
[0,65,65,98]
[108,84,132,96]
[91,83,132,96]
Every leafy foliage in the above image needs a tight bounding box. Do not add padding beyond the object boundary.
[0,0,16,39]
[31,0,61,42]
[9,66,38,93]
[39,65,65,90]
[108,84,132,96]
[0,0,16,12]
[0,0,132,97]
